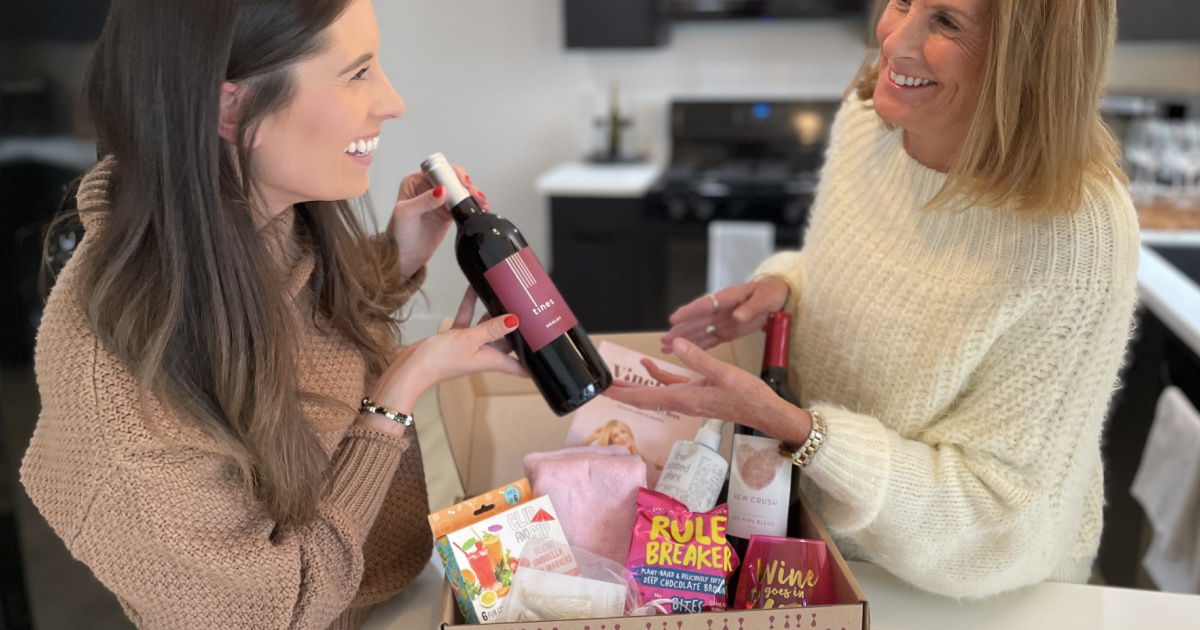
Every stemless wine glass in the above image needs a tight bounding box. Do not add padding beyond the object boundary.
[1180,120,1200,210]
[1124,118,1159,205]
[1162,121,1191,207]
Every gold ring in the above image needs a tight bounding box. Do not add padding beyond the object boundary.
[707,294,719,312]
[705,325,717,336]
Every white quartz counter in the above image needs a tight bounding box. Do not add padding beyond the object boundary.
[0,136,97,170]
[1138,234,1200,357]
[535,161,662,198]
[852,559,1200,630]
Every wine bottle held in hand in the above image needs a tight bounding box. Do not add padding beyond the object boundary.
[421,153,612,415]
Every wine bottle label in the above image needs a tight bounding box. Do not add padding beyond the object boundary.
[727,433,790,539]
[483,247,579,353]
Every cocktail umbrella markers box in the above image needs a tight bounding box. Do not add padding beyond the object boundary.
[436,329,870,629]
[430,479,572,624]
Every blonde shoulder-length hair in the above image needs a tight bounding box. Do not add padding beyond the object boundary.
[850,0,1128,214]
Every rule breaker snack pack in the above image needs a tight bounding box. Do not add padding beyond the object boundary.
[625,488,740,614]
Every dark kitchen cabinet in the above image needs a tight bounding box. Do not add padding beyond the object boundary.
[1117,0,1200,40]
[0,371,34,630]
[563,0,667,49]
[1099,309,1200,587]
[0,0,110,41]
[549,197,657,333]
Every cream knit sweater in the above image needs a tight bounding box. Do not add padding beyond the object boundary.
[755,95,1139,598]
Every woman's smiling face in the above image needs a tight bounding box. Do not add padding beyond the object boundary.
[873,0,991,156]
[609,423,632,446]
[248,0,404,212]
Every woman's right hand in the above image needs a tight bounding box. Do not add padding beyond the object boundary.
[660,276,790,353]
[357,288,526,434]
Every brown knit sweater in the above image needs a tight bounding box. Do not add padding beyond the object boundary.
[20,160,435,629]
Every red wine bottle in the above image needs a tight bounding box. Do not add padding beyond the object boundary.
[725,311,800,593]
[421,153,612,415]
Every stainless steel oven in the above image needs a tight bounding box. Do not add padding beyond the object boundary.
[640,99,840,324]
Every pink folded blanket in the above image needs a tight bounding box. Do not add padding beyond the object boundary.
[524,445,647,565]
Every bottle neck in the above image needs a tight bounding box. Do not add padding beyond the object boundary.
[694,418,723,451]
[760,311,799,407]
[421,152,476,222]
[760,365,789,382]
[762,311,792,369]
[450,197,485,224]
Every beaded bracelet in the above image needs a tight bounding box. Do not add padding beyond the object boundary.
[359,397,414,427]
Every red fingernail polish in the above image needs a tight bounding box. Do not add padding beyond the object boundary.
[466,175,472,184]
[504,315,519,328]
[433,185,445,198]
[478,191,487,200]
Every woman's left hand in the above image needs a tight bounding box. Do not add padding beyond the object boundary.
[389,164,490,277]
[604,337,813,446]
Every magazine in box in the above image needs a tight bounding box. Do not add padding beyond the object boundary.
[565,341,707,486]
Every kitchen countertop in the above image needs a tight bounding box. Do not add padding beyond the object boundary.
[363,379,1200,630]
[1137,235,1200,357]
[1137,202,1200,231]
[852,560,1200,630]
[0,136,97,170]
[535,161,663,198]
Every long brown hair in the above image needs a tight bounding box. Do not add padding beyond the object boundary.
[76,0,410,528]
[851,0,1127,214]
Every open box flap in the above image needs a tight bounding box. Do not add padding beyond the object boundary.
[436,323,766,496]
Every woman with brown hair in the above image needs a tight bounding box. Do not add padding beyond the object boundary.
[608,0,1138,598]
[20,0,523,627]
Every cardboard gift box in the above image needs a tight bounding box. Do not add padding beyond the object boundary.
[437,330,870,630]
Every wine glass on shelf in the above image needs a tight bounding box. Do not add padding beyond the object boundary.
[1161,120,1191,208]
[1124,118,1160,206]
[1178,120,1200,210]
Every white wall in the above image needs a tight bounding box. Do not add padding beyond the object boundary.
[368,0,1200,340]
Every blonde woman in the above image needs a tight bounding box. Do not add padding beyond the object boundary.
[608,0,1137,598]
[584,419,646,460]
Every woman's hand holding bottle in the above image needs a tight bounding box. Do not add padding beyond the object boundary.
[660,277,790,353]
[356,287,525,436]
[389,164,489,280]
